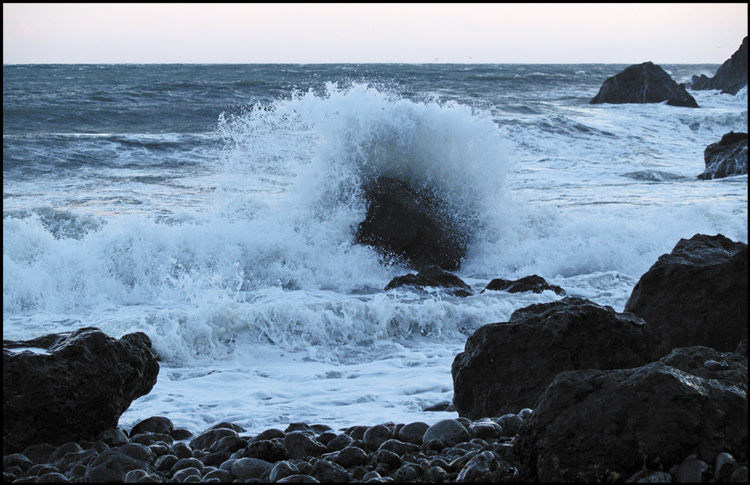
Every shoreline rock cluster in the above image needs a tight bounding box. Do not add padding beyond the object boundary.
[3,413,747,483]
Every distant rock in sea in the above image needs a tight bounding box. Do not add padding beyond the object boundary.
[691,36,748,95]
[697,131,748,180]
[590,61,699,108]
[385,265,473,297]
[481,274,565,295]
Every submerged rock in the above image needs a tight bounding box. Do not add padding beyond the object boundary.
[3,327,159,454]
[355,177,468,271]
[481,274,565,295]
[692,36,748,95]
[514,346,748,482]
[452,297,654,419]
[385,265,472,297]
[697,131,748,179]
[590,61,699,107]
[624,233,748,357]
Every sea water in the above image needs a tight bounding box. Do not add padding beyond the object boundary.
[3,64,747,434]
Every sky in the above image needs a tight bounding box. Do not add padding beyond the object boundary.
[3,3,748,64]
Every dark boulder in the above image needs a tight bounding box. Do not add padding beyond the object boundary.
[3,327,159,454]
[451,297,655,419]
[590,61,699,107]
[692,36,748,95]
[514,346,748,482]
[355,177,468,271]
[385,265,472,297]
[481,274,565,295]
[697,131,748,179]
[624,233,748,357]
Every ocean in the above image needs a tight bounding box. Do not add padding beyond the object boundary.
[3,64,748,435]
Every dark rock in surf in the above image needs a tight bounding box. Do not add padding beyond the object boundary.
[513,346,748,482]
[692,36,748,95]
[355,177,467,271]
[590,61,699,107]
[385,265,472,297]
[451,297,654,420]
[482,274,565,295]
[697,131,748,179]
[3,327,159,454]
[624,234,748,357]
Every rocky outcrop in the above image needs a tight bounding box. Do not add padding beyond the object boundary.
[451,297,655,419]
[624,233,748,357]
[3,327,159,454]
[590,61,699,107]
[385,265,472,297]
[692,36,748,95]
[697,131,748,179]
[481,274,565,295]
[355,177,467,271]
[514,345,748,482]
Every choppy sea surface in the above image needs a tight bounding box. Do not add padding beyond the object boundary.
[3,64,747,434]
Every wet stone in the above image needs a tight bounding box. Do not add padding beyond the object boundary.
[309,458,348,483]
[332,445,369,468]
[284,432,326,459]
[173,467,202,481]
[131,416,174,437]
[326,434,354,452]
[397,422,430,445]
[171,443,193,460]
[423,419,471,448]
[230,457,273,481]
[269,460,299,482]
[22,443,57,464]
[3,453,33,471]
[34,472,71,483]
[154,453,178,472]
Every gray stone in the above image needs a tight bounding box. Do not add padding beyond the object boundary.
[377,439,419,455]
[331,446,369,468]
[189,429,238,451]
[625,470,673,483]
[269,460,300,482]
[325,433,354,452]
[363,425,391,451]
[309,459,348,483]
[715,452,739,482]
[284,432,326,459]
[230,457,272,481]
[674,456,710,483]
[455,450,510,482]
[423,419,471,448]
[130,416,174,437]
[396,422,429,444]
[276,474,320,483]
[173,467,202,481]
[98,428,129,447]
[495,414,523,436]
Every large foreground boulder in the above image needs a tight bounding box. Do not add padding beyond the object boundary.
[3,327,159,454]
[514,345,748,482]
[692,36,748,95]
[590,61,699,107]
[697,131,748,179]
[355,177,467,271]
[624,233,748,357]
[451,297,654,419]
